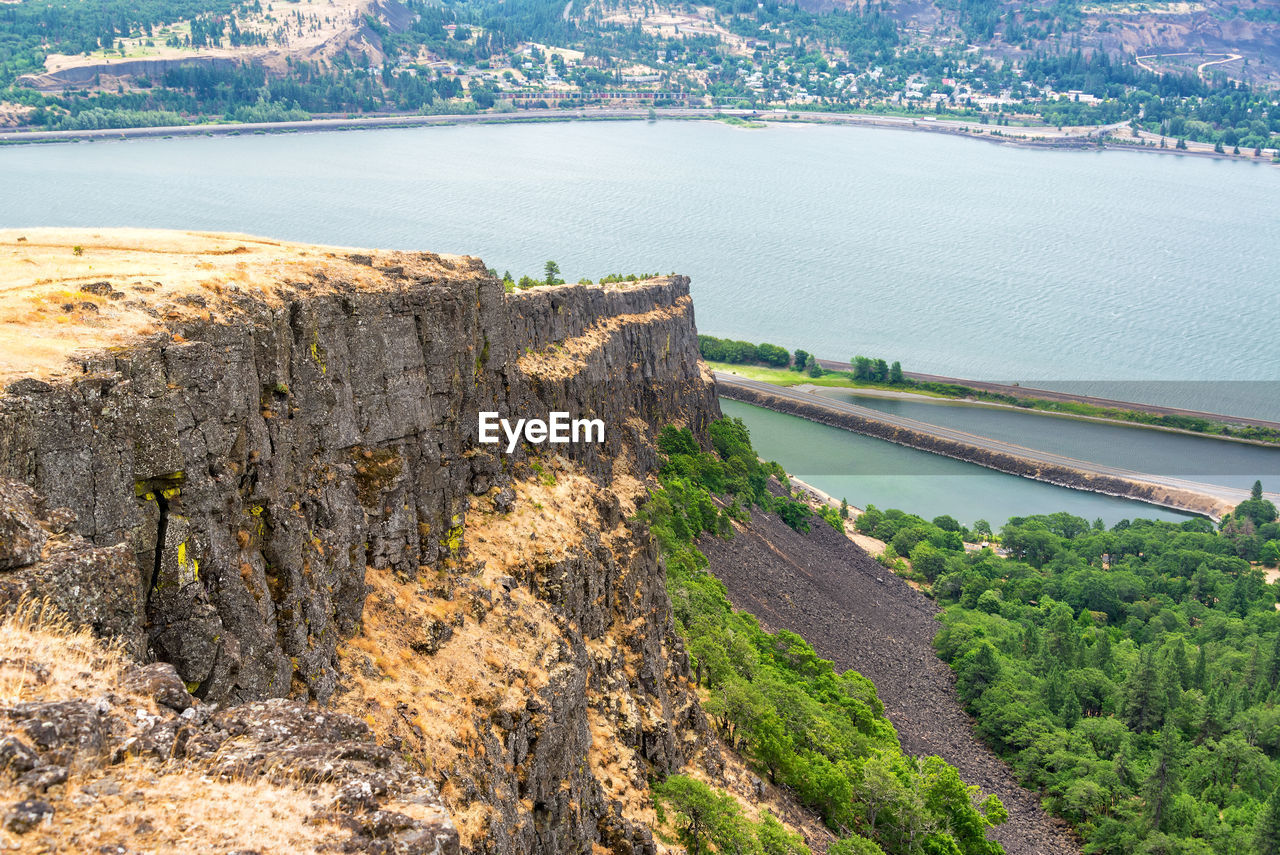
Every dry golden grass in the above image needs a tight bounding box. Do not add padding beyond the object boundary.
[0,599,346,853]
[18,764,339,854]
[0,228,483,385]
[336,561,562,848]
[515,294,691,381]
[0,599,128,708]
[333,458,657,847]
[587,702,665,837]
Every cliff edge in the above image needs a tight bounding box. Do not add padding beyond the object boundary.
[0,229,789,854]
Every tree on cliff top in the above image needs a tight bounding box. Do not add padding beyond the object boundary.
[543,260,562,285]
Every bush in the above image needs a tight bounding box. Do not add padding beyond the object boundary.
[757,342,791,367]
[775,496,813,533]
[651,424,1007,849]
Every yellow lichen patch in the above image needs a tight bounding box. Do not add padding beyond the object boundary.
[515,294,692,381]
[0,228,485,385]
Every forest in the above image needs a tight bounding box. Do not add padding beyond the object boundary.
[647,419,1008,854]
[853,484,1280,853]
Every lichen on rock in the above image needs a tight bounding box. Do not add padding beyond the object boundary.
[0,229,732,854]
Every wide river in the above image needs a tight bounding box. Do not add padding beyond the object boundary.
[4,119,1275,520]
[3,120,1278,414]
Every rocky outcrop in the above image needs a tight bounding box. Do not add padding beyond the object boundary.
[0,479,144,657]
[0,236,713,707]
[336,462,716,854]
[0,231,722,854]
[0,648,459,853]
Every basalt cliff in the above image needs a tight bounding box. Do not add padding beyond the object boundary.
[0,229,817,853]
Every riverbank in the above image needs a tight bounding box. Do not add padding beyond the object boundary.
[0,106,1101,147]
[3,106,1273,166]
[710,360,1280,445]
[717,373,1246,520]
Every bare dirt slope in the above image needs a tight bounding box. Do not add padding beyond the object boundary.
[699,508,1080,855]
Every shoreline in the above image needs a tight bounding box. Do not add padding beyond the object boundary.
[717,374,1248,521]
[808,360,1280,438]
[802,383,1280,449]
[710,363,1280,447]
[2,106,1274,166]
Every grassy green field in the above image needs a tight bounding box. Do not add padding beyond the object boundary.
[705,361,951,397]
[707,360,1280,445]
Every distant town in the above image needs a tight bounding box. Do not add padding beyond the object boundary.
[0,0,1276,156]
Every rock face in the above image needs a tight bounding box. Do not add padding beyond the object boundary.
[0,669,459,853]
[0,480,144,656]
[0,234,723,854]
[339,463,717,854]
[0,245,714,708]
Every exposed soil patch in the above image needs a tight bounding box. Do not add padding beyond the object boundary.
[699,508,1079,855]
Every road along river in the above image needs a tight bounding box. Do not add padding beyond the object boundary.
[715,373,1276,520]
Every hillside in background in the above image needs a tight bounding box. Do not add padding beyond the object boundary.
[0,0,1276,154]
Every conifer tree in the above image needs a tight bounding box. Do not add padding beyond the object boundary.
[1256,785,1280,855]
[1125,647,1166,732]
[1192,645,1207,691]
[1144,725,1182,832]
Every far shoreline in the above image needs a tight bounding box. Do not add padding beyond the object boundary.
[2,106,1276,166]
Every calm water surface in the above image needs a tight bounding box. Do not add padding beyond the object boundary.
[3,121,1277,417]
[4,120,1275,515]
[816,389,1280,490]
[721,399,1193,526]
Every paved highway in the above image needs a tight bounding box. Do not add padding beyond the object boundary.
[0,106,1119,145]
[814,359,1280,430]
[716,373,1278,507]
